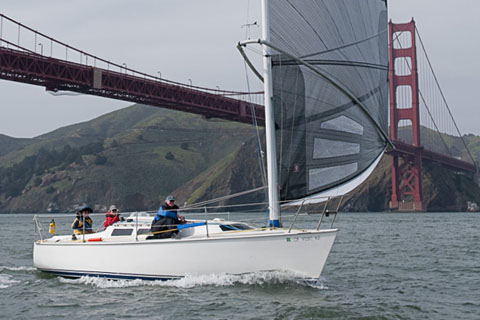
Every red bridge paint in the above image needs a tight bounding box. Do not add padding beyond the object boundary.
[0,46,264,125]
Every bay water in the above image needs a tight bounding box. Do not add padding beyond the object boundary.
[1,212,478,319]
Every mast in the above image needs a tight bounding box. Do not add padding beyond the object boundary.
[261,0,280,227]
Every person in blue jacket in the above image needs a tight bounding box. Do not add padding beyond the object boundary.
[148,195,185,239]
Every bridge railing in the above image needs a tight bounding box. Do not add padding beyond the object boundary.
[0,13,264,108]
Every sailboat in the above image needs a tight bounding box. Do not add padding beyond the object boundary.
[33,0,389,280]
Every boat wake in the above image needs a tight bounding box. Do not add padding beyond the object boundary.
[0,266,38,289]
[0,265,37,272]
[0,274,20,289]
[58,271,328,289]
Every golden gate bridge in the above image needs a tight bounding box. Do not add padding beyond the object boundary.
[0,13,476,211]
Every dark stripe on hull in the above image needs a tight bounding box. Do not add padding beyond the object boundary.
[37,268,181,281]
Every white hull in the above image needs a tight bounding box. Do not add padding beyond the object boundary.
[34,228,337,280]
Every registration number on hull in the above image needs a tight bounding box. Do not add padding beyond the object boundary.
[286,235,322,242]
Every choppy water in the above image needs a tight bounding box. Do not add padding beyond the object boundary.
[1,212,479,319]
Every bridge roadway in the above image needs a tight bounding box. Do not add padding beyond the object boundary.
[388,140,476,173]
[0,45,476,174]
[0,46,264,125]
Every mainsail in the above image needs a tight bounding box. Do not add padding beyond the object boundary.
[267,0,390,203]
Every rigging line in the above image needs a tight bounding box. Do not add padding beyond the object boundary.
[181,193,306,212]
[416,26,476,165]
[246,45,264,56]
[183,201,269,211]
[321,0,376,97]
[285,0,327,50]
[239,39,392,148]
[301,29,388,59]
[285,0,372,96]
[281,55,303,198]
[272,59,388,70]
[279,83,384,131]
[184,186,267,209]
[241,1,267,187]
[243,58,268,188]
[344,0,378,100]
[275,56,297,196]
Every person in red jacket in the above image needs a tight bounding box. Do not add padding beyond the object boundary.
[104,205,120,229]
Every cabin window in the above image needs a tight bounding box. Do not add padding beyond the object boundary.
[111,229,133,236]
[219,224,252,231]
[137,229,151,235]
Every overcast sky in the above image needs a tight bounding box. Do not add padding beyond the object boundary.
[1,0,479,138]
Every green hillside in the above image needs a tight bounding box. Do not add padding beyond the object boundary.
[182,130,480,212]
[0,134,38,157]
[0,104,255,213]
[173,136,267,210]
[1,105,480,213]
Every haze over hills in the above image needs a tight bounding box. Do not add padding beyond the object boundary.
[0,104,479,213]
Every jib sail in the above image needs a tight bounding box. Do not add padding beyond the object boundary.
[268,0,390,203]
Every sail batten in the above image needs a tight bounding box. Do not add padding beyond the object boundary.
[268,0,389,202]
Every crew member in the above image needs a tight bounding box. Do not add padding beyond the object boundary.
[147,195,184,239]
[71,205,94,235]
[104,205,120,229]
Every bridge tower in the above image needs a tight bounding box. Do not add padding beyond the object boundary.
[388,19,424,211]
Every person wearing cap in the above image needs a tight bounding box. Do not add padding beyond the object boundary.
[104,205,121,229]
[148,195,184,239]
[71,205,94,235]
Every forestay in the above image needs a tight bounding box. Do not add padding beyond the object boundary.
[268,0,389,204]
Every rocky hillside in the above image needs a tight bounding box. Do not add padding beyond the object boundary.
[1,104,479,213]
[0,104,255,213]
[341,155,480,212]
[177,131,480,212]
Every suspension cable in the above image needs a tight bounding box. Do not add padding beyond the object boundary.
[415,26,476,165]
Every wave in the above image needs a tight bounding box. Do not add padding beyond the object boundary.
[0,274,20,289]
[58,271,328,289]
[0,266,37,272]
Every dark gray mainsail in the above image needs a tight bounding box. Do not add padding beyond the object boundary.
[268,0,389,203]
